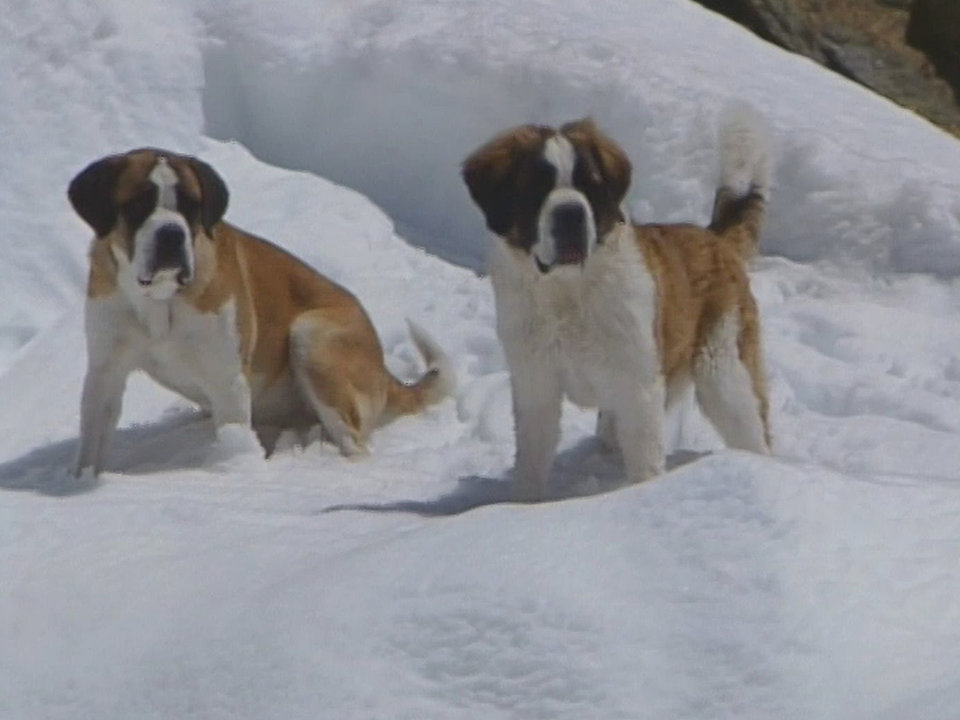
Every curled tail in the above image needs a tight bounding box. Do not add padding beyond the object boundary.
[709,102,773,260]
[384,320,455,419]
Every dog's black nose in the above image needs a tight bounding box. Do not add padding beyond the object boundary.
[551,202,587,263]
[552,203,585,237]
[153,224,187,268]
[156,223,185,248]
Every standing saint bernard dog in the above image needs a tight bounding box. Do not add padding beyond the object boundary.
[462,106,773,501]
[69,148,453,477]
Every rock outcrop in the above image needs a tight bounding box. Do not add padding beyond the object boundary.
[694,0,824,60]
[690,0,960,137]
[907,0,960,104]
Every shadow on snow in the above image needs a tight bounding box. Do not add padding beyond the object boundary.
[0,411,210,497]
[322,444,709,517]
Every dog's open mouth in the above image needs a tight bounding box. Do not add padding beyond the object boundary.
[535,247,586,274]
[556,246,585,265]
[137,268,191,288]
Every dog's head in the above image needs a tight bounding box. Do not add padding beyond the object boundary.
[462,119,631,274]
[68,148,228,301]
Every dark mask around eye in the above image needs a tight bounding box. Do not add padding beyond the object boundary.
[120,185,159,230]
[176,188,201,226]
[510,155,558,250]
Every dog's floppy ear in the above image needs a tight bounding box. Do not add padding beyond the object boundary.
[462,125,549,236]
[562,118,632,206]
[189,157,229,233]
[68,155,124,237]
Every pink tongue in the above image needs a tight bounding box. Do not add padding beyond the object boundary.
[557,248,583,263]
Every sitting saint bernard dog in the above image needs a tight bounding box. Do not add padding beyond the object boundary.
[69,148,453,477]
[462,105,772,501]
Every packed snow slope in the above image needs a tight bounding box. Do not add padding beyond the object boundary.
[1,1,959,719]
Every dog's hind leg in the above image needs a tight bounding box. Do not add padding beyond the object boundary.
[693,311,770,454]
[289,310,381,457]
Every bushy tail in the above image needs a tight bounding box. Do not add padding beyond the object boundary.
[709,102,773,260]
[384,320,455,419]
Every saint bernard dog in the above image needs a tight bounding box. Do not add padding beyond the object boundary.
[462,105,773,501]
[69,148,453,477]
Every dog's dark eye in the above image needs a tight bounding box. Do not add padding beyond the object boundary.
[573,148,602,188]
[524,156,557,199]
[120,186,158,229]
[176,189,201,225]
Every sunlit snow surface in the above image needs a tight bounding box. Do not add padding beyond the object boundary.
[1,1,958,718]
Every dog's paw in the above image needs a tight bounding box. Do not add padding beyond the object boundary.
[512,479,548,504]
[625,464,664,486]
[207,423,266,468]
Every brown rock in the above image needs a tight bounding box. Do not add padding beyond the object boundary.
[907,0,960,102]
[875,0,912,9]
[694,0,824,60]
[688,0,960,137]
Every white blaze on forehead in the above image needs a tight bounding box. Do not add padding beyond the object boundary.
[543,135,576,187]
[149,156,179,210]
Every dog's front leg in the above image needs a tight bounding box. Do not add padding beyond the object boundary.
[510,366,562,503]
[75,357,134,478]
[603,374,666,485]
[74,300,137,477]
[205,373,253,430]
[75,362,130,477]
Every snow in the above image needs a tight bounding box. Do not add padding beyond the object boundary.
[1,0,959,718]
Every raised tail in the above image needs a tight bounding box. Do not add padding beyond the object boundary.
[709,102,773,260]
[384,320,456,419]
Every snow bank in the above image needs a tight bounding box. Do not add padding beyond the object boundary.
[200,0,960,276]
[3,0,959,368]
[0,0,206,373]
[4,426,959,720]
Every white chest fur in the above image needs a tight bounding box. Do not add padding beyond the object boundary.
[489,227,660,408]
[75,287,256,477]
[147,300,241,394]
[85,291,248,419]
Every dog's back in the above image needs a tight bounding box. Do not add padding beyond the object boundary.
[634,102,773,449]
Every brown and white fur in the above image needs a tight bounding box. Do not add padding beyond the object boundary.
[462,106,772,502]
[69,148,453,477]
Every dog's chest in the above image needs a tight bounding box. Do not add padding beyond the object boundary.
[492,252,657,407]
[134,299,244,394]
[548,285,634,404]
